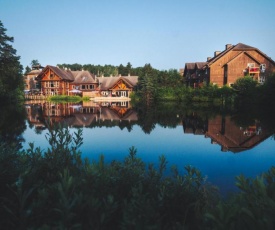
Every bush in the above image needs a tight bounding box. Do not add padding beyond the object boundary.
[1,125,274,229]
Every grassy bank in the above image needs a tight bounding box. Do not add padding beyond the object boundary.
[48,95,90,102]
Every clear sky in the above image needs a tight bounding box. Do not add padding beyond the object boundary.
[1,0,275,70]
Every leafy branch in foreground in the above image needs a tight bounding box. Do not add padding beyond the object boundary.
[0,125,274,229]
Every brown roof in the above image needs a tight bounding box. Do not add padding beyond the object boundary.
[232,43,256,51]
[98,76,138,90]
[49,66,75,81]
[206,43,275,67]
[37,65,75,81]
[37,66,98,83]
[195,62,207,69]
[26,69,42,76]
[72,71,96,84]
[185,63,196,70]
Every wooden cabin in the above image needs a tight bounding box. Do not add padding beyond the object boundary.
[36,65,138,97]
[97,75,138,98]
[184,43,275,87]
[36,66,75,96]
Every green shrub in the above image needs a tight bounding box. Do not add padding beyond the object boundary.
[1,125,274,229]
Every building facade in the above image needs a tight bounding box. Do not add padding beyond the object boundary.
[184,43,275,87]
[36,65,138,97]
[24,65,44,92]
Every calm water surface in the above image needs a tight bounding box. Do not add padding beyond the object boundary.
[5,101,275,195]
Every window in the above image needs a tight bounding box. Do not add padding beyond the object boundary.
[81,85,85,90]
[89,84,94,89]
[247,63,255,68]
[260,64,266,73]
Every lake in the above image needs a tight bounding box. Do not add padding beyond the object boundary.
[1,101,275,196]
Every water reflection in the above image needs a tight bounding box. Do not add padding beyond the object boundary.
[25,101,138,131]
[182,113,273,153]
[24,101,274,153]
[0,103,26,149]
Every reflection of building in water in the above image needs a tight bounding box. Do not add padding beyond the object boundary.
[25,103,46,130]
[25,101,137,128]
[182,113,208,135]
[98,101,137,122]
[182,114,272,153]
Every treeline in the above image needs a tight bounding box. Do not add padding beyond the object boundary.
[57,62,183,86]
[1,125,275,229]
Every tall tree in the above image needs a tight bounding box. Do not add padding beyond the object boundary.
[0,20,24,101]
[30,59,40,67]
[24,65,31,74]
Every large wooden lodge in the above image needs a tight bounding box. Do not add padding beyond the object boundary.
[183,43,275,87]
[34,65,138,98]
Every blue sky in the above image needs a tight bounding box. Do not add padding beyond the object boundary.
[1,0,275,70]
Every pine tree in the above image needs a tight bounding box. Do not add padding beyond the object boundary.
[0,20,24,101]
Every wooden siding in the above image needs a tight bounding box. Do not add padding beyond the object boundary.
[184,43,275,87]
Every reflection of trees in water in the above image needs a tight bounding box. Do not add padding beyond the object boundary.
[0,103,26,150]
[118,120,133,132]
[23,101,275,141]
[136,103,157,134]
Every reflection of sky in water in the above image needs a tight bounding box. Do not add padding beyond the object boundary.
[22,123,275,196]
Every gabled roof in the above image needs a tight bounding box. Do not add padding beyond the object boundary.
[195,62,207,69]
[224,51,261,66]
[122,76,138,86]
[206,45,235,66]
[98,76,138,90]
[206,43,275,67]
[72,71,96,84]
[37,65,75,81]
[183,62,206,76]
[26,69,42,76]
[185,63,196,70]
[232,43,256,51]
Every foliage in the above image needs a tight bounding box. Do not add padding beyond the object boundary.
[0,20,24,102]
[0,124,219,229]
[205,167,275,230]
[24,65,31,75]
[1,111,275,228]
[48,95,83,102]
[30,59,40,67]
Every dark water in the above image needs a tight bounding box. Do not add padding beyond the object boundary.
[1,101,275,195]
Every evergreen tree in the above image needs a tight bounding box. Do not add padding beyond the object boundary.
[0,20,24,101]
[24,65,31,74]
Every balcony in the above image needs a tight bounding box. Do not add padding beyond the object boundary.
[248,67,260,74]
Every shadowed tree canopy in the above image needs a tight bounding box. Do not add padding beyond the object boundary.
[0,20,24,101]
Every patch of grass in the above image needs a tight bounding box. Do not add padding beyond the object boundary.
[48,95,85,102]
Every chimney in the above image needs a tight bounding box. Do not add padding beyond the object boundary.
[214,51,221,57]
[207,57,212,61]
[225,44,232,50]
